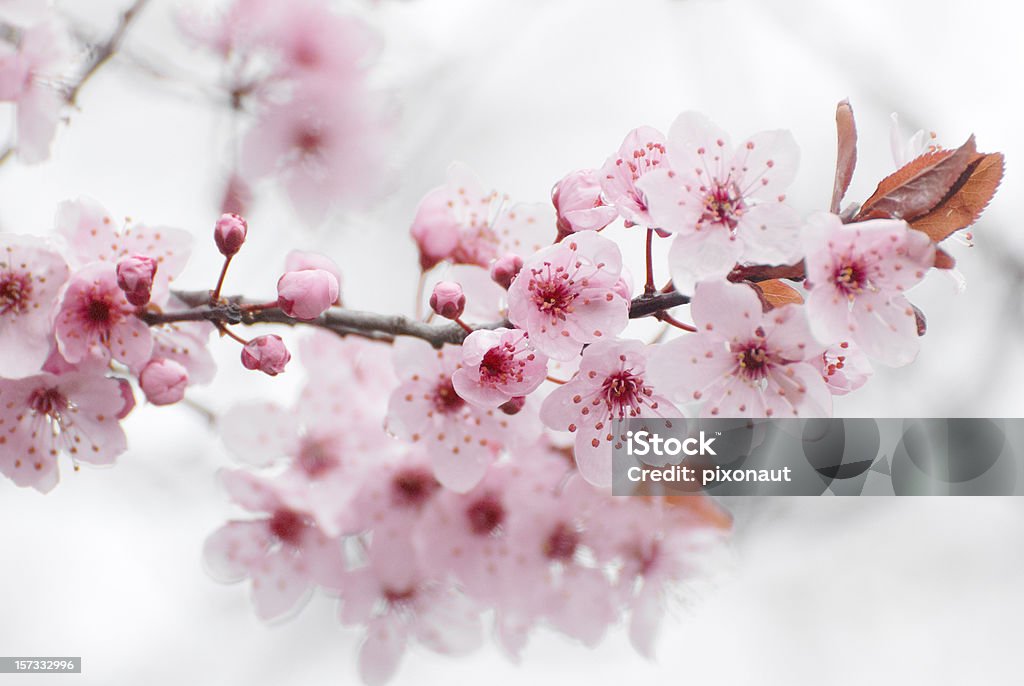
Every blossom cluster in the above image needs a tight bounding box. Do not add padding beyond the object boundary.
[208,332,727,684]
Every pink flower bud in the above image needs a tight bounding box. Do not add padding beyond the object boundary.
[429,281,465,320]
[490,253,523,290]
[214,213,248,257]
[139,358,189,406]
[276,268,339,321]
[552,169,618,238]
[285,250,342,301]
[498,396,527,415]
[115,254,157,307]
[241,335,290,376]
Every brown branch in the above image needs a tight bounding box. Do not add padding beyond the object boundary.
[154,263,805,349]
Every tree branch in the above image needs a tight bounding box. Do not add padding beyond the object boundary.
[155,261,805,349]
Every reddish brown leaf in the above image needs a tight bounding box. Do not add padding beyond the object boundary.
[854,135,977,222]
[753,279,804,310]
[933,248,956,270]
[912,304,927,337]
[830,99,858,214]
[909,152,1004,242]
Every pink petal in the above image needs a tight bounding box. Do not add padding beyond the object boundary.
[667,228,744,294]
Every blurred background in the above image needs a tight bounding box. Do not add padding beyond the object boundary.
[0,0,1022,683]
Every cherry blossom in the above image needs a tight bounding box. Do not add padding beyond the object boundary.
[507,230,629,361]
[553,168,618,237]
[802,212,934,367]
[115,254,157,307]
[598,126,670,228]
[0,234,70,378]
[0,371,128,492]
[636,112,802,291]
[54,263,153,368]
[820,341,872,396]
[138,358,188,406]
[203,469,346,621]
[386,338,538,492]
[451,328,548,408]
[650,280,831,418]
[0,19,74,162]
[540,339,682,487]
[214,213,248,257]
[277,268,339,320]
[241,334,291,376]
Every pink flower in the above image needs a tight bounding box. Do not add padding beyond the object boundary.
[649,280,831,418]
[802,212,934,367]
[214,213,248,257]
[55,263,153,369]
[552,169,618,237]
[115,254,157,307]
[409,162,552,270]
[56,197,193,302]
[241,334,291,375]
[507,231,629,361]
[820,341,872,396]
[277,268,339,320]
[203,469,346,621]
[0,20,74,163]
[636,112,802,291]
[0,371,128,492]
[428,281,465,320]
[598,126,670,228]
[451,328,548,408]
[342,537,483,686]
[386,339,538,492]
[0,234,69,377]
[540,339,682,487]
[139,358,189,406]
[240,81,389,225]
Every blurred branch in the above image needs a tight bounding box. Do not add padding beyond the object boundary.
[0,0,150,165]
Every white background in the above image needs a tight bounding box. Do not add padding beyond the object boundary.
[1,0,1023,684]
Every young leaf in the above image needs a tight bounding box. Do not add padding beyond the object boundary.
[854,135,977,222]
[909,152,1004,242]
[753,279,804,310]
[830,99,858,214]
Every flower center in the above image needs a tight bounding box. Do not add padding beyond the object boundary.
[543,522,580,562]
[295,125,324,157]
[391,467,440,508]
[432,378,466,415]
[478,343,526,386]
[268,508,306,546]
[528,264,577,322]
[737,344,771,381]
[833,261,869,297]
[296,438,340,479]
[86,296,114,326]
[0,273,31,316]
[383,587,417,606]
[465,493,505,536]
[702,181,745,230]
[600,369,651,418]
[29,387,69,418]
